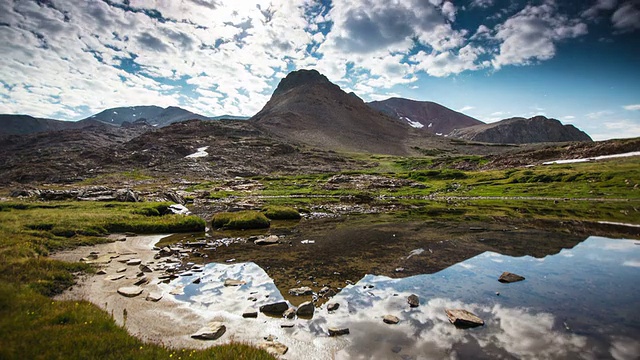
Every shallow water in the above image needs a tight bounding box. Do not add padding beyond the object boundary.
[166,235,640,359]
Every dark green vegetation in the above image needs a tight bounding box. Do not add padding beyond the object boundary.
[0,201,273,360]
[212,211,271,229]
[262,205,301,220]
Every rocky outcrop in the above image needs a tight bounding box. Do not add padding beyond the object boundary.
[191,322,226,340]
[448,116,592,144]
[408,294,420,308]
[445,309,484,328]
[499,272,525,283]
[259,302,289,315]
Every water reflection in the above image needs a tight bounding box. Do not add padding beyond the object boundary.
[166,236,640,359]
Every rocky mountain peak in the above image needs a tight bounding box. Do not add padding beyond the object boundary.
[272,69,332,97]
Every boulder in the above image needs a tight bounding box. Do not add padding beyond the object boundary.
[498,272,525,283]
[296,301,314,318]
[133,277,148,286]
[408,294,419,308]
[255,235,280,245]
[126,258,142,266]
[328,327,349,336]
[383,315,400,324]
[139,264,153,273]
[224,279,246,287]
[288,286,313,296]
[260,302,289,315]
[327,303,340,312]
[242,308,258,318]
[258,341,288,356]
[445,309,484,328]
[191,322,226,340]
[145,292,163,302]
[115,189,139,202]
[117,286,143,297]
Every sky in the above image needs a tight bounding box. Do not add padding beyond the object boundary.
[0,0,639,141]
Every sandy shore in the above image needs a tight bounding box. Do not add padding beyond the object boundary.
[51,235,344,358]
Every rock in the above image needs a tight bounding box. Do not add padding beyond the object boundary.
[391,345,402,354]
[296,301,314,317]
[139,264,152,273]
[445,309,484,328]
[408,294,419,308]
[328,327,349,336]
[96,269,107,275]
[327,303,340,312]
[242,308,258,318]
[224,279,246,287]
[116,267,127,273]
[133,277,148,286]
[283,308,296,319]
[288,286,313,296]
[383,315,400,324]
[115,189,139,202]
[126,258,142,266]
[146,292,163,302]
[107,274,125,281]
[117,286,143,297]
[192,278,201,284]
[258,341,288,356]
[260,302,289,315]
[169,286,184,295]
[168,204,190,215]
[498,272,525,283]
[255,235,280,246]
[191,322,226,340]
[281,323,294,328]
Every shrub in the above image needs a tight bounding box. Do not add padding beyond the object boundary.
[131,202,171,217]
[212,211,270,230]
[262,206,301,220]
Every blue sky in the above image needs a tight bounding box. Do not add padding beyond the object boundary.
[0,0,639,140]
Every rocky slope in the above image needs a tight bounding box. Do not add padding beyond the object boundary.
[0,114,104,135]
[250,69,440,155]
[448,116,592,144]
[367,98,484,135]
[84,105,211,127]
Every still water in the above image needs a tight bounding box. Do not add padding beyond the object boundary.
[168,236,640,359]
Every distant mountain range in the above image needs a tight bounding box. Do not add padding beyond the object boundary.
[367,98,484,135]
[0,69,592,146]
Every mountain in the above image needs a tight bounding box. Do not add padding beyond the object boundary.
[0,114,104,136]
[250,69,429,155]
[210,115,250,120]
[448,116,593,144]
[85,105,210,127]
[367,98,484,135]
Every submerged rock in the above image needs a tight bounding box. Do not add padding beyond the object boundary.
[328,327,349,336]
[445,309,484,328]
[260,302,289,315]
[191,322,226,340]
[289,286,313,296]
[258,340,288,356]
[296,301,314,317]
[224,279,246,286]
[242,308,258,318]
[499,272,525,283]
[408,294,420,308]
[327,303,340,312]
[383,315,400,324]
[117,286,143,297]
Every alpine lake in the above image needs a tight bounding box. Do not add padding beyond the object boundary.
[155,207,640,360]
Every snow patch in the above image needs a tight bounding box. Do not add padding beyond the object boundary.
[185,146,209,158]
[428,122,433,128]
[543,151,640,165]
[401,116,424,129]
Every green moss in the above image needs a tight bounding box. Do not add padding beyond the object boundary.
[262,206,301,220]
[212,211,271,230]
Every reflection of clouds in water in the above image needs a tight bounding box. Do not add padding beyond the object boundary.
[482,305,587,360]
[610,336,640,360]
[622,260,640,268]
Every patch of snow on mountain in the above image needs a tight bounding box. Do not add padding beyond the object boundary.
[401,116,424,129]
[543,151,640,165]
[186,146,209,158]
[428,123,433,128]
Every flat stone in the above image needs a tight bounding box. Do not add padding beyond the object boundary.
[445,309,484,328]
[328,327,349,336]
[383,315,400,324]
[498,272,525,283]
[107,274,125,281]
[242,308,258,318]
[191,322,226,340]
[192,278,201,284]
[408,294,420,308]
[224,279,246,287]
[296,301,314,317]
[145,292,163,302]
[258,341,288,356]
[327,303,340,312]
[126,258,142,266]
[133,277,148,286]
[260,302,289,315]
[116,267,127,273]
[288,286,313,296]
[169,286,184,295]
[139,264,153,273]
[255,235,279,245]
[96,269,107,275]
[117,286,143,297]
[280,323,295,328]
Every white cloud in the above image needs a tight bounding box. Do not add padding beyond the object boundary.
[458,106,475,112]
[582,0,618,19]
[470,0,495,8]
[412,44,487,77]
[623,104,640,110]
[492,3,588,68]
[586,110,614,119]
[612,1,640,31]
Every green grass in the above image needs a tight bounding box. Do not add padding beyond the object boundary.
[0,201,274,360]
[262,206,301,220]
[212,211,271,230]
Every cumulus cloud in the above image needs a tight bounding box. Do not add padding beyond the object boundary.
[623,104,640,110]
[470,0,495,8]
[412,44,487,77]
[612,1,640,31]
[492,3,588,68]
[582,0,618,19]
